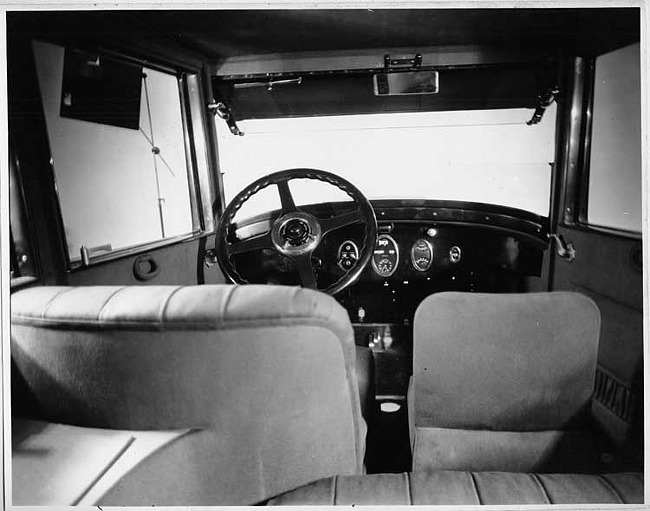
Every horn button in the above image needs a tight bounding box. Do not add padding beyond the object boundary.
[272,212,322,256]
[283,219,310,245]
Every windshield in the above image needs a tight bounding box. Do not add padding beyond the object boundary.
[216,105,556,219]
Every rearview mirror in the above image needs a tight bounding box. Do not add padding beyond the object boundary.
[373,71,439,96]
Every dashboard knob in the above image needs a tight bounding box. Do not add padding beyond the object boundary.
[449,245,462,263]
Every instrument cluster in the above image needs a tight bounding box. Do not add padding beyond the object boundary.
[336,228,464,279]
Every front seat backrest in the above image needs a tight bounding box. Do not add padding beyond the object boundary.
[11,285,366,505]
[411,291,601,473]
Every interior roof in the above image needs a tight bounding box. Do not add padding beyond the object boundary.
[8,8,641,62]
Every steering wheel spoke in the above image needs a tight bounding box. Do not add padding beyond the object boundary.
[227,231,274,256]
[277,180,298,213]
[292,253,317,289]
[320,208,364,236]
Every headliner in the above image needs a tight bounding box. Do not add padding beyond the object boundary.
[7,8,641,63]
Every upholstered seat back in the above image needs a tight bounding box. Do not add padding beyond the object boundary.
[11,285,366,505]
[412,291,601,472]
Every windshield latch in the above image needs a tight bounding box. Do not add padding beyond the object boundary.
[208,99,244,136]
[527,86,559,126]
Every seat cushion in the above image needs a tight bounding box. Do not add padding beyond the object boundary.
[12,418,192,506]
[412,426,602,473]
[267,471,644,505]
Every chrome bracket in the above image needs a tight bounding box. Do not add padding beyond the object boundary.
[527,86,560,126]
[384,53,422,71]
[207,99,244,136]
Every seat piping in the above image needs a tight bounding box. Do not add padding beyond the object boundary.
[531,473,551,504]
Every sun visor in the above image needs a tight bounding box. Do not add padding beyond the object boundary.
[213,63,558,121]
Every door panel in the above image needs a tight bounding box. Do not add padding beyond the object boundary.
[552,225,643,466]
[553,228,642,308]
[550,43,643,469]
[66,236,226,286]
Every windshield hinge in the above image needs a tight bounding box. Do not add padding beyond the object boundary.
[527,86,559,126]
[207,99,244,136]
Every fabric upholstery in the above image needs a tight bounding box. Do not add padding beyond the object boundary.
[413,426,601,473]
[267,471,643,505]
[412,291,601,472]
[11,284,366,506]
[12,418,191,506]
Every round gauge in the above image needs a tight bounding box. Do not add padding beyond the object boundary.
[371,234,399,277]
[337,240,359,271]
[411,239,434,271]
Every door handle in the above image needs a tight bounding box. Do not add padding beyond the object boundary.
[133,254,160,281]
[549,234,576,262]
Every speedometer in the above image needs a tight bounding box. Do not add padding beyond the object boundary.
[371,234,399,277]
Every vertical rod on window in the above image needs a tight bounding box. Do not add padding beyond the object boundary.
[10,229,20,278]
[142,73,166,238]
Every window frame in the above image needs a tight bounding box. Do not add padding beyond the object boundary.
[562,54,642,240]
[31,42,217,271]
[8,145,39,283]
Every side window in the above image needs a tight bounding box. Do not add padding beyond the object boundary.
[586,42,641,233]
[32,40,198,265]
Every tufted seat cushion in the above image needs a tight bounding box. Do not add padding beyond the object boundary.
[267,471,644,505]
[11,285,366,506]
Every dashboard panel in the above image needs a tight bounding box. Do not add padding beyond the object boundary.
[320,200,548,323]
[330,220,546,323]
[228,199,549,322]
[326,221,544,281]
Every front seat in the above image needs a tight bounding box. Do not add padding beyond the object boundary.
[410,291,603,473]
[11,284,366,506]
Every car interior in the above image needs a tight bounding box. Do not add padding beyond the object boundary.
[5,6,646,507]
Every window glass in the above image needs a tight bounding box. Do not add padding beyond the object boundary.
[216,106,556,220]
[587,43,641,233]
[33,40,194,263]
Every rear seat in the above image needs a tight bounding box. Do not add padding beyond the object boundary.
[267,471,644,505]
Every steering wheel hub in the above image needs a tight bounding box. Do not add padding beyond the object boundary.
[283,219,310,245]
[272,211,322,255]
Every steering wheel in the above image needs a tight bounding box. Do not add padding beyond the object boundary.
[215,168,377,295]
